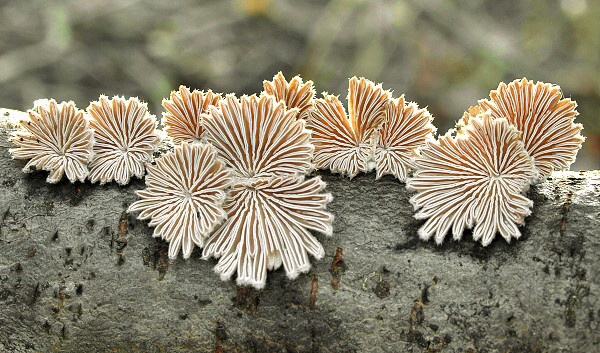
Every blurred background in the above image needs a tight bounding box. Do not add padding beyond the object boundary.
[0,0,598,169]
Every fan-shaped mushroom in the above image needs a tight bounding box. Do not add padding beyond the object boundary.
[263,72,315,120]
[308,77,390,178]
[87,95,160,185]
[203,176,333,289]
[375,95,436,181]
[162,85,221,144]
[128,143,232,259]
[9,99,92,183]
[407,112,537,246]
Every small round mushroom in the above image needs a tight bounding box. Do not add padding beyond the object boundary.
[407,112,538,246]
[128,142,232,259]
[374,95,436,181]
[87,95,160,185]
[472,78,585,178]
[308,77,391,179]
[202,175,333,289]
[9,99,92,184]
[162,85,221,144]
[262,72,316,120]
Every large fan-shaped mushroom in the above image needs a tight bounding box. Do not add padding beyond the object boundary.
[407,112,537,246]
[202,93,333,288]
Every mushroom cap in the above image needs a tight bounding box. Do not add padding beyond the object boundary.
[474,78,584,178]
[87,95,160,185]
[374,95,436,181]
[308,77,390,178]
[407,112,537,246]
[128,142,232,259]
[262,71,316,120]
[161,85,221,144]
[202,175,333,289]
[9,99,92,183]
[202,94,313,180]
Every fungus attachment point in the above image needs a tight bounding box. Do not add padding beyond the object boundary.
[308,77,390,178]
[262,72,316,120]
[162,85,221,144]
[407,112,537,246]
[202,176,333,289]
[471,78,584,178]
[9,99,92,184]
[128,143,232,259]
[374,95,436,181]
[87,96,160,185]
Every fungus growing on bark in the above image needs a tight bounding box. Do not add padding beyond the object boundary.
[263,72,315,120]
[162,85,221,144]
[407,112,537,246]
[308,77,390,178]
[202,176,333,289]
[201,93,333,288]
[128,143,232,259]
[374,95,436,181]
[9,99,92,183]
[202,94,313,179]
[469,78,584,178]
[87,96,160,185]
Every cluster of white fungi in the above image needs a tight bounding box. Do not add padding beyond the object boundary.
[8,74,584,289]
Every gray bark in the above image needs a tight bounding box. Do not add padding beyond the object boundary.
[0,108,599,353]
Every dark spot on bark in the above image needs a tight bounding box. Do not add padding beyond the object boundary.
[542,264,550,274]
[27,247,37,257]
[420,284,430,304]
[330,246,346,290]
[75,284,83,296]
[65,248,72,256]
[308,276,318,309]
[13,262,23,272]
[374,280,390,299]
[410,298,425,326]
[42,320,51,334]
[51,231,59,241]
[215,321,227,342]
[86,219,95,231]
[233,286,260,312]
[31,282,41,304]
[179,313,188,320]
[141,241,170,280]
[565,284,590,327]
[117,254,125,266]
[198,298,212,307]
[1,179,16,187]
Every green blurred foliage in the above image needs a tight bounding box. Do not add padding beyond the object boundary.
[0,0,598,169]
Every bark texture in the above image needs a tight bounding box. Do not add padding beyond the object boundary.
[0,109,599,353]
